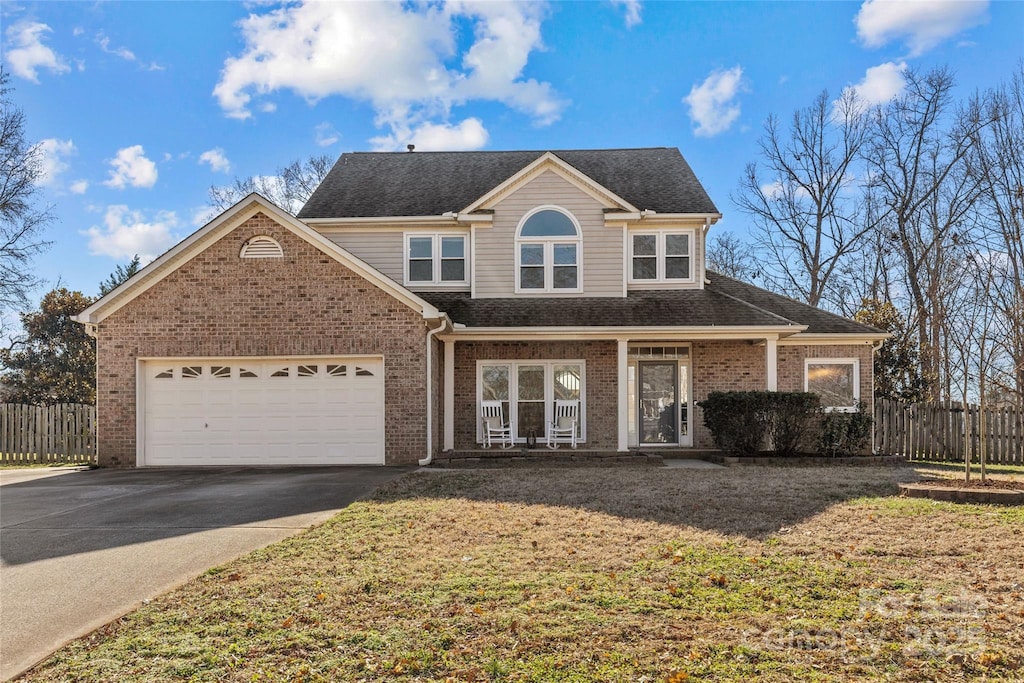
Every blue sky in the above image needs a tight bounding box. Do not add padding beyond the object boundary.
[2,0,1022,302]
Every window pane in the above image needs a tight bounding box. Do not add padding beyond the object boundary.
[441,236,464,258]
[408,237,432,259]
[409,260,433,281]
[441,259,465,281]
[553,266,577,289]
[518,366,545,400]
[807,363,856,407]
[520,244,544,266]
[553,243,576,265]
[482,365,509,401]
[632,257,656,279]
[665,256,690,279]
[520,266,544,289]
[666,233,689,255]
[520,210,578,237]
[633,234,656,256]
[553,364,581,400]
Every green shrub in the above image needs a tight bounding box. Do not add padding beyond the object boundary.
[816,403,873,457]
[699,391,825,457]
[768,392,822,456]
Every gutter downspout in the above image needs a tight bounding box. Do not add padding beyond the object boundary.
[420,316,450,467]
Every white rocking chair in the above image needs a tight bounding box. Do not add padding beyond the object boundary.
[547,399,579,449]
[481,400,513,449]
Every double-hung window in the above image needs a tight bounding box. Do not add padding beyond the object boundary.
[478,361,585,442]
[629,230,694,283]
[805,358,860,411]
[515,207,581,293]
[405,234,467,286]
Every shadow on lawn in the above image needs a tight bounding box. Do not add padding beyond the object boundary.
[0,466,410,565]
[385,464,923,540]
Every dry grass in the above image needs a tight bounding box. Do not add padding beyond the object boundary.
[26,465,1024,682]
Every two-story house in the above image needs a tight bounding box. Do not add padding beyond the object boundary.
[76,148,885,467]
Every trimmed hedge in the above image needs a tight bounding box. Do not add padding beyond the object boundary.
[698,391,873,457]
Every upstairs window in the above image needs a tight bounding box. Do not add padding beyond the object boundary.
[629,230,694,283]
[404,234,467,286]
[516,207,581,293]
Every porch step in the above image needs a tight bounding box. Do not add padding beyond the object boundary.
[430,449,664,468]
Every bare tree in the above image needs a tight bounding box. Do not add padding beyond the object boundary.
[967,64,1024,407]
[208,154,334,215]
[732,89,873,309]
[863,66,990,401]
[0,68,52,321]
[705,231,758,281]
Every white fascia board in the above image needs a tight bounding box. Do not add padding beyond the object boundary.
[605,212,723,223]
[778,332,890,346]
[461,152,640,214]
[76,193,441,324]
[445,325,805,341]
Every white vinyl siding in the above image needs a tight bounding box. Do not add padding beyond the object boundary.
[477,170,622,298]
[324,232,404,282]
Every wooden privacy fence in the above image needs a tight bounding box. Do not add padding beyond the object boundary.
[0,403,96,465]
[875,398,1023,465]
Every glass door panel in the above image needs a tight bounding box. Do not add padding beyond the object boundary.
[517,365,546,439]
[679,364,689,438]
[638,361,677,444]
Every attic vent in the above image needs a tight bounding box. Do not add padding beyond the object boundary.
[240,235,283,259]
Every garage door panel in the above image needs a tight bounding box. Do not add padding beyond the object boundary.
[144,357,385,466]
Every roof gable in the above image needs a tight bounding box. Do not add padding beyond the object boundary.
[298,147,719,219]
[75,194,439,325]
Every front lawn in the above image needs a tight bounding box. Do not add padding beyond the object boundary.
[26,466,1024,682]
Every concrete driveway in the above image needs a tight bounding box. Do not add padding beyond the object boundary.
[0,465,409,681]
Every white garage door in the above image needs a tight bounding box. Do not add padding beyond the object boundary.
[142,358,384,466]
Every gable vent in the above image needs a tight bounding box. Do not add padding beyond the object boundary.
[240,235,283,259]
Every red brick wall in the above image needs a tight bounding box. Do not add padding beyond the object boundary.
[691,340,768,447]
[452,340,618,449]
[95,211,430,466]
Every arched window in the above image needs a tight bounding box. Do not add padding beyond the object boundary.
[240,235,283,259]
[515,207,581,292]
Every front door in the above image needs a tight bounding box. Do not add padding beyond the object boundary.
[638,361,678,444]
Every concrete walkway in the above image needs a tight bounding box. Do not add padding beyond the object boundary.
[0,466,407,681]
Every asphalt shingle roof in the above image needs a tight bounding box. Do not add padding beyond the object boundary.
[298,148,719,218]
[417,274,882,334]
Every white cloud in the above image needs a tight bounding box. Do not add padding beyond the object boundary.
[846,61,907,105]
[370,117,489,152]
[3,21,70,82]
[213,1,564,144]
[191,205,218,228]
[69,179,89,194]
[103,145,158,189]
[855,0,989,57]
[82,205,178,262]
[36,138,75,185]
[199,147,231,173]
[612,0,642,27]
[314,122,340,147]
[683,66,745,137]
[97,34,135,61]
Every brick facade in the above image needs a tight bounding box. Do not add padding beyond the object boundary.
[95,212,430,467]
[690,340,769,448]
[452,340,618,450]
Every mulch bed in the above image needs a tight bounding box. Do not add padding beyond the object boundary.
[917,477,1024,491]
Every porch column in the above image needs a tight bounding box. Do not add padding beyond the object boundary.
[766,336,778,391]
[443,339,455,451]
[617,339,629,451]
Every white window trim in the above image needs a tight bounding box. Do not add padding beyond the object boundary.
[514,206,583,294]
[476,360,587,444]
[627,228,696,284]
[403,233,469,287]
[804,357,861,412]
